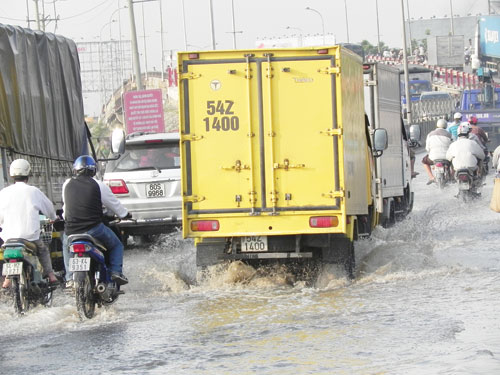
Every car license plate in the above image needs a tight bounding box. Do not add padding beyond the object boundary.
[146,183,165,198]
[241,236,268,252]
[69,257,91,272]
[2,262,22,276]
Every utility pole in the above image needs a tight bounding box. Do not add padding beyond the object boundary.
[208,0,216,49]
[26,0,31,29]
[375,0,381,54]
[343,0,350,43]
[230,0,236,49]
[34,0,42,30]
[400,0,412,124]
[449,0,455,36]
[127,0,144,90]
[141,3,148,80]
[406,0,412,53]
[181,0,188,50]
[159,0,165,80]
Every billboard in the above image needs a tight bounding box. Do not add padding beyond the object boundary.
[123,89,165,134]
[479,15,500,59]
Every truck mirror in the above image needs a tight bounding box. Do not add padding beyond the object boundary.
[373,128,388,153]
[409,124,421,142]
[111,129,125,154]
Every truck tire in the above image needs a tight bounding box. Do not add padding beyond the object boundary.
[382,200,396,228]
[322,237,355,279]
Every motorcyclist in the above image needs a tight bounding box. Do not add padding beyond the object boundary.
[446,124,485,177]
[422,119,453,185]
[0,159,59,288]
[62,155,131,287]
[468,116,489,155]
[447,112,465,141]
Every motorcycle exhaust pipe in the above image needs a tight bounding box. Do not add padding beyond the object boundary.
[96,283,107,293]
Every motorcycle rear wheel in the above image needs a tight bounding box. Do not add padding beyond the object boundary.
[436,175,445,190]
[12,270,29,314]
[75,272,96,320]
[457,190,469,202]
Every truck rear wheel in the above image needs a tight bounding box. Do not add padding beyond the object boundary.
[322,237,355,279]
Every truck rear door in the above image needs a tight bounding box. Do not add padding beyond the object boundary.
[180,51,342,226]
[365,63,405,198]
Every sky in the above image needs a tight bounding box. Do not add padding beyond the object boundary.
[0,0,490,114]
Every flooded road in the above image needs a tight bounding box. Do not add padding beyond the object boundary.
[1,153,500,374]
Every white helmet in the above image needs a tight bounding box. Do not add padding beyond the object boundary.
[453,112,462,120]
[457,123,471,137]
[436,119,447,129]
[9,159,31,177]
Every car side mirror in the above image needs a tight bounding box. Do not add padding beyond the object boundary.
[111,129,125,154]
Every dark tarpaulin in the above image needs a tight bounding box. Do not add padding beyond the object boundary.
[0,24,86,160]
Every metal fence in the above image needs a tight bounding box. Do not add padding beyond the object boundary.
[411,97,457,122]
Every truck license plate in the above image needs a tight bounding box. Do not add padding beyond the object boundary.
[146,183,165,198]
[241,236,268,252]
[69,257,91,272]
[2,262,22,276]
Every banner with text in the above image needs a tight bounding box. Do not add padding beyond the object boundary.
[124,89,165,134]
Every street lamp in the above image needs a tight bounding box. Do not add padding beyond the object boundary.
[286,26,303,47]
[305,7,325,45]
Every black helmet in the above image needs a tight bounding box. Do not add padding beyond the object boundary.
[73,155,97,176]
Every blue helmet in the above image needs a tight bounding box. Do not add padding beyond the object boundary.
[73,155,96,176]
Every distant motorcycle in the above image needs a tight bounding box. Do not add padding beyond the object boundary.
[67,224,124,320]
[1,217,57,314]
[432,159,453,189]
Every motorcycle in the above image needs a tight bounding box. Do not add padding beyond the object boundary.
[67,229,124,320]
[432,159,453,189]
[455,168,482,202]
[0,217,57,314]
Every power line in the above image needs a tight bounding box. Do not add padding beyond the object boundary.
[59,0,114,20]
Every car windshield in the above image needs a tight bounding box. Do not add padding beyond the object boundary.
[106,142,180,172]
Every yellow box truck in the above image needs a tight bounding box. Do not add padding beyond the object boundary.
[178,46,403,277]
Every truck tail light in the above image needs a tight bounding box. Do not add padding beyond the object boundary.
[309,216,339,228]
[106,179,129,194]
[191,220,219,231]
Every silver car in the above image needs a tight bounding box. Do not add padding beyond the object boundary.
[103,132,181,244]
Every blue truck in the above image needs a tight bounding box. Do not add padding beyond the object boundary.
[460,68,500,150]
[399,66,433,105]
